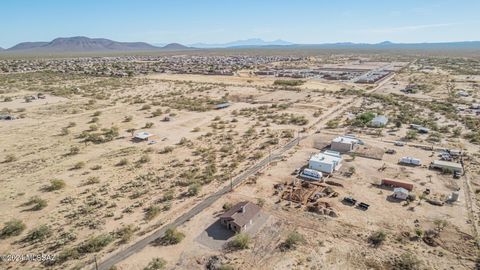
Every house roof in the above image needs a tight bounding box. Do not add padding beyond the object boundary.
[332,136,358,145]
[310,152,342,165]
[394,187,409,194]
[219,201,261,227]
[134,132,153,140]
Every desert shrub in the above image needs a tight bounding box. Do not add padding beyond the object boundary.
[124,115,133,122]
[187,183,201,196]
[281,231,306,251]
[273,80,305,86]
[192,127,200,132]
[159,146,174,154]
[256,198,265,208]
[229,233,250,250]
[160,228,185,245]
[77,233,113,254]
[89,124,99,131]
[144,122,154,128]
[116,158,129,166]
[56,247,80,264]
[393,252,421,270]
[144,257,166,270]
[90,165,102,170]
[72,161,85,170]
[23,224,52,243]
[60,127,70,136]
[368,230,386,247]
[326,120,340,129]
[24,196,48,211]
[93,111,102,117]
[47,179,66,191]
[69,146,80,155]
[67,122,77,128]
[84,176,100,185]
[144,206,161,221]
[140,104,151,111]
[252,151,263,160]
[0,219,26,239]
[115,224,136,244]
[152,109,163,117]
[90,117,99,123]
[4,154,17,163]
[162,190,175,202]
[137,155,151,164]
[405,130,418,140]
[222,202,233,210]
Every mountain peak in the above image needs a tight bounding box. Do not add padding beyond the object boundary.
[6,36,159,52]
[162,43,190,50]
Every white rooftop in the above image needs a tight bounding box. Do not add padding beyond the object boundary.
[310,152,342,164]
[134,132,154,140]
[332,136,358,145]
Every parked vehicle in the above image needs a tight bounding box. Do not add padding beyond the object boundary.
[394,141,406,146]
[385,149,396,154]
[343,197,357,205]
[454,171,461,179]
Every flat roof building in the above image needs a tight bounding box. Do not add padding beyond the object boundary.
[331,136,358,153]
[309,150,342,174]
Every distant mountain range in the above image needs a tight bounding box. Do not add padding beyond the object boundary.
[189,38,293,48]
[2,36,192,53]
[2,37,480,54]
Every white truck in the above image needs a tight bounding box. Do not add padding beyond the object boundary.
[399,157,421,166]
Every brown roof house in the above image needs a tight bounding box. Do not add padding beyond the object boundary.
[219,201,261,233]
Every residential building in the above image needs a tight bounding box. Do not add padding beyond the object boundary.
[430,160,463,173]
[219,201,261,233]
[308,150,342,174]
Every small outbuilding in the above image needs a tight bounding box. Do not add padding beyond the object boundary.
[219,201,261,233]
[331,136,358,153]
[133,132,154,142]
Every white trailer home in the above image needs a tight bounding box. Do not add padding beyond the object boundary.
[399,157,421,166]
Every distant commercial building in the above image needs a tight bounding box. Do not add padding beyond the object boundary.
[308,150,342,174]
[219,201,261,233]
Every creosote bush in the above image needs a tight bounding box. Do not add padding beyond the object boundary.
[144,257,166,270]
[0,219,26,239]
[47,179,66,191]
[229,233,250,250]
[160,228,185,245]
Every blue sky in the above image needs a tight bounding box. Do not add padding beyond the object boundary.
[1,0,480,48]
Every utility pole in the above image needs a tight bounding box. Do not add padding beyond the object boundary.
[94,255,98,270]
